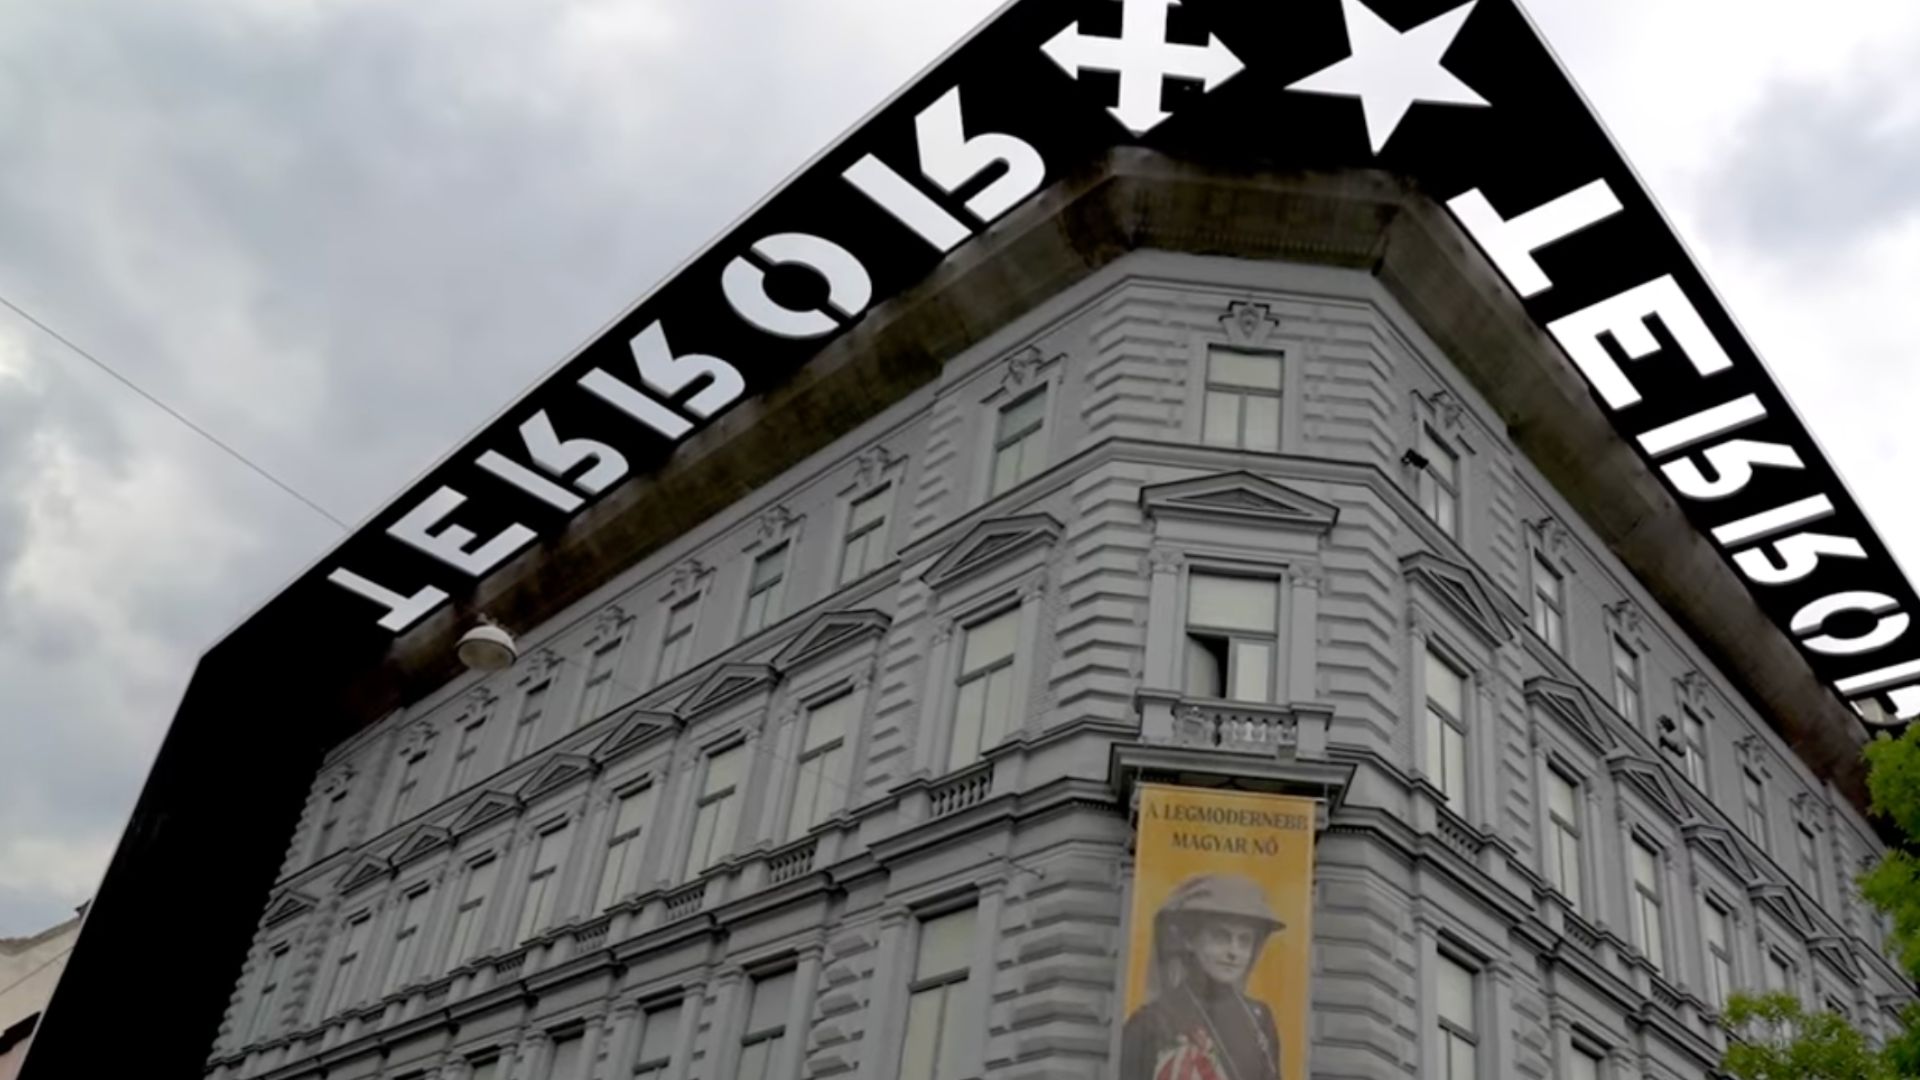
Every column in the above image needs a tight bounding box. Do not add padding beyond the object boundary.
[1485,961,1516,1079]
[1286,564,1322,710]
[854,909,913,1080]
[570,1010,607,1080]
[1407,612,1433,788]
[1473,676,1502,832]
[653,742,704,891]
[666,979,706,1080]
[605,1001,642,1080]
[1412,911,1439,1078]
[773,943,826,1080]
[1143,550,1184,710]
[955,876,1008,1078]
[705,968,749,1080]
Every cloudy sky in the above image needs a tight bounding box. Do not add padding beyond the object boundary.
[1,0,1917,936]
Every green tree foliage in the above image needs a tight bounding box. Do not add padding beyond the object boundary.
[1719,726,1920,1079]
[1722,993,1892,1080]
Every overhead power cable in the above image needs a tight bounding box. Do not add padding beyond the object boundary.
[0,292,349,531]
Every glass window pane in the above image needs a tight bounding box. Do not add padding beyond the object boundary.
[1188,575,1277,632]
[748,971,793,1031]
[638,1005,681,1062]
[899,989,942,1080]
[962,609,1019,672]
[938,981,969,1079]
[1436,956,1475,1028]
[1243,394,1281,452]
[1569,1049,1600,1080]
[469,1061,498,1080]
[981,667,1013,749]
[1230,640,1272,702]
[790,766,823,842]
[950,680,985,772]
[806,694,856,750]
[1424,652,1465,718]
[851,488,889,531]
[1442,727,1467,813]
[916,908,977,977]
[546,1035,582,1080]
[1631,842,1657,889]
[1448,1039,1476,1080]
[751,546,786,590]
[736,1039,774,1080]
[1421,430,1456,483]
[1548,772,1577,821]
[705,747,744,795]
[1203,391,1240,447]
[1210,350,1283,391]
[998,390,1046,438]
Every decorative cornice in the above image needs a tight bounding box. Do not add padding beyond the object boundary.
[1220,300,1282,349]
[755,504,802,545]
[852,445,906,490]
[1139,470,1339,533]
[1404,552,1515,647]
[518,753,599,803]
[921,513,1063,593]
[591,705,680,765]
[678,663,779,720]
[999,344,1061,394]
[770,609,891,675]
[669,558,714,597]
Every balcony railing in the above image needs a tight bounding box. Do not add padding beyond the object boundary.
[1171,700,1301,754]
[930,766,993,819]
[767,841,817,885]
[663,881,707,922]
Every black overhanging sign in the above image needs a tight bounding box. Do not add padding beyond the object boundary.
[317,0,1920,726]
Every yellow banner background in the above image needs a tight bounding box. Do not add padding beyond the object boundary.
[1122,784,1317,1080]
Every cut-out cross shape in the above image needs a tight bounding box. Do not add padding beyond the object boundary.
[1042,0,1245,135]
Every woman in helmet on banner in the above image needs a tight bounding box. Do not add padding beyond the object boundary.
[1120,874,1285,1080]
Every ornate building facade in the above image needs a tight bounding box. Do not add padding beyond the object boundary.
[203,251,1913,1080]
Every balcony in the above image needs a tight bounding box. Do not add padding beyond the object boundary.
[1141,693,1332,760]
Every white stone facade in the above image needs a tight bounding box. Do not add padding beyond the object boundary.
[206,253,1912,1080]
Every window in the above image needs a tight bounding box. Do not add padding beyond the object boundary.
[516,824,572,942]
[657,597,700,684]
[840,486,893,585]
[1545,768,1583,912]
[545,1032,583,1080]
[385,888,431,994]
[1764,949,1795,997]
[791,692,858,841]
[447,858,497,966]
[393,750,428,822]
[510,683,549,760]
[247,944,290,1041]
[735,970,795,1080]
[1184,574,1279,703]
[596,786,655,912]
[1743,768,1769,845]
[468,1059,501,1080]
[1629,839,1665,972]
[1567,1047,1603,1080]
[1423,651,1469,816]
[1531,555,1564,652]
[1796,823,1820,896]
[324,913,373,1016]
[989,389,1047,497]
[1703,900,1734,1010]
[741,544,790,637]
[449,713,489,793]
[634,1003,682,1080]
[579,640,622,724]
[900,907,976,1080]
[1609,637,1641,727]
[685,745,745,876]
[1202,348,1282,452]
[1680,708,1708,790]
[1435,953,1477,1080]
[316,788,349,859]
[948,608,1019,773]
[1417,428,1459,537]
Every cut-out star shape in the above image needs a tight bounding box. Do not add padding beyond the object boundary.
[1287,0,1488,154]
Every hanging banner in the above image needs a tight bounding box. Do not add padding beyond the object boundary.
[1123,784,1318,1080]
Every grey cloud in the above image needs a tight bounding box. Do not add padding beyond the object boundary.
[0,0,1000,934]
[1702,58,1920,254]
